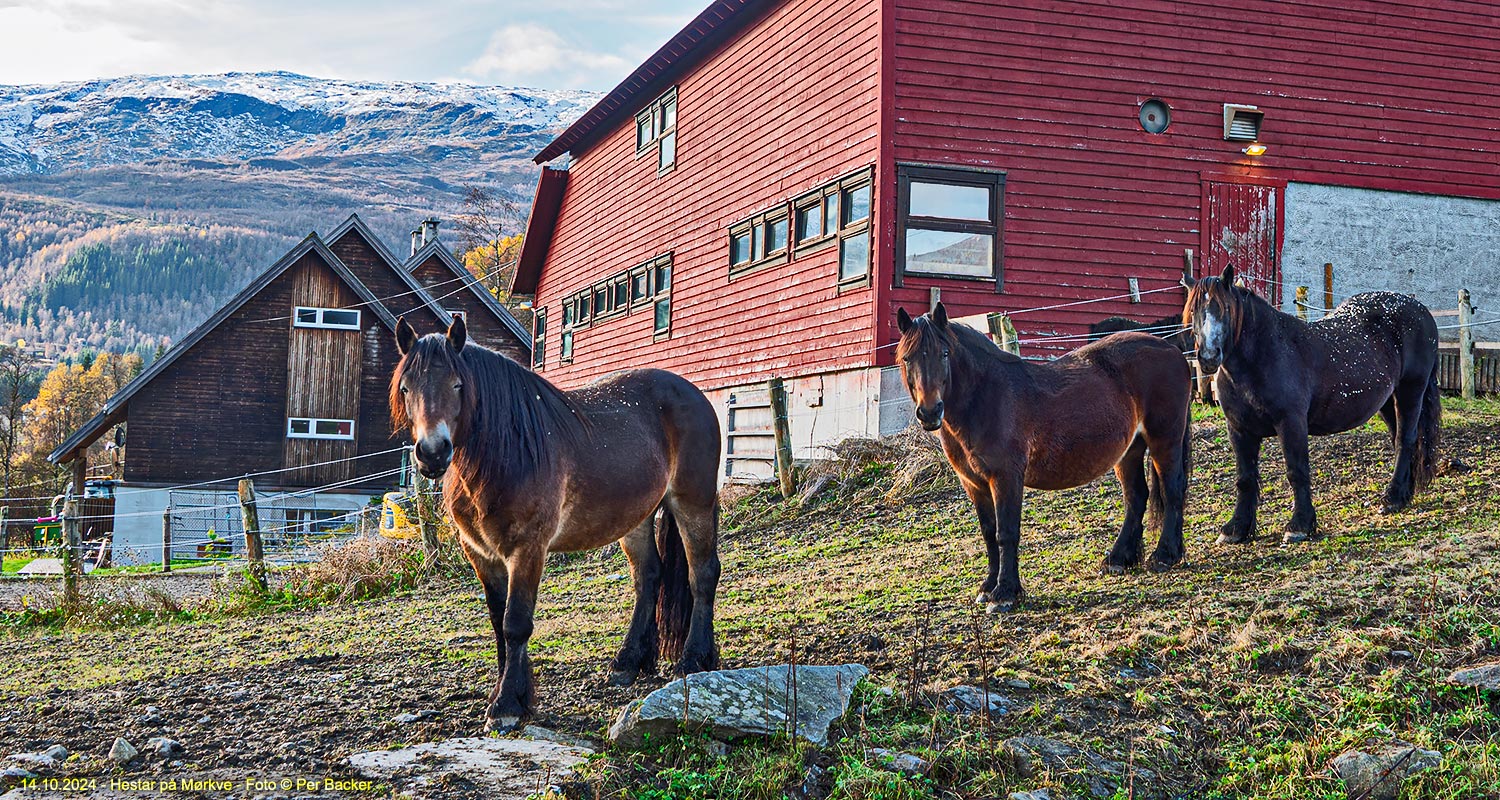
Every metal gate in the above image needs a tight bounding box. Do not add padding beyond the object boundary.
[1201,177,1285,304]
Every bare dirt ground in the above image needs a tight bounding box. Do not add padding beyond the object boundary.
[3,400,1499,799]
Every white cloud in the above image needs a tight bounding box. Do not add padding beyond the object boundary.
[462,23,631,89]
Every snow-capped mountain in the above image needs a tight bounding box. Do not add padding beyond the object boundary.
[0,71,598,175]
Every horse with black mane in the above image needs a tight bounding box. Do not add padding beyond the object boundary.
[897,303,1193,612]
[389,315,722,732]
[1181,265,1441,544]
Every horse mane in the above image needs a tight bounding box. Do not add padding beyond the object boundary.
[391,336,587,489]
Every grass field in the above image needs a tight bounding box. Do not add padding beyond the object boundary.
[2,399,1498,799]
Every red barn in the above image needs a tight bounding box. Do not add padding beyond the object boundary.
[516,0,1500,475]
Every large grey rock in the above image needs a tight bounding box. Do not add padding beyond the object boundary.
[1329,744,1441,800]
[347,737,591,800]
[40,747,66,763]
[1010,791,1057,800]
[1449,662,1500,691]
[4,753,54,770]
[107,737,138,764]
[609,664,868,748]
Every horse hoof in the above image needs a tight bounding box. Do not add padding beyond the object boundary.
[1380,499,1409,515]
[975,592,990,605]
[1101,562,1129,576]
[986,600,1018,614]
[607,669,639,687]
[486,715,523,734]
[1147,555,1182,573]
[1216,531,1252,545]
[1281,531,1310,545]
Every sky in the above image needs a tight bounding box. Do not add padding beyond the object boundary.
[0,0,704,91]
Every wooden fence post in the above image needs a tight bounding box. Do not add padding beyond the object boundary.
[415,473,441,564]
[1459,288,1476,401]
[237,478,267,593]
[999,316,1020,356]
[1295,286,1310,321]
[985,312,1004,345]
[161,505,172,573]
[768,377,796,499]
[0,505,8,555]
[61,498,80,607]
[1323,263,1334,311]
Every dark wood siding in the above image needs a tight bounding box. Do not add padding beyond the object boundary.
[328,230,447,332]
[533,0,883,391]
[282,260,363,486]
[409,256,531,365]
[886,0,1500,359]
[122,250,404,491]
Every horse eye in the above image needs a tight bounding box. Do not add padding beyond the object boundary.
[399,386,408,395]
[942,350,950,360]
[453,383,463,392]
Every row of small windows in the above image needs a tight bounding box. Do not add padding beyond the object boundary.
[287,416,354,440]
[636,88,677,174]
[532,254,673,369]
[728,168,873,285]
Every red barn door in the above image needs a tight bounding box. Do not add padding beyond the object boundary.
[1200,177,1285,304]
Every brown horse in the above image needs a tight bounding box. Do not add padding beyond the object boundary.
[897,303,1192,612]
[1182,265,1440,544]
[390,316,722,732]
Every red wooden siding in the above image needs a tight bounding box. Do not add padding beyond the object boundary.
[887,0,1500,357]
[533,0,883,391]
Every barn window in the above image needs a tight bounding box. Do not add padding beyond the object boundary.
[635,87,678,174]
[728,207,790,277]
[532,308,546,369]
[652,254,672,340]
[287,417,355,440]
[293,306,361,330]
[896,164,1004,289]
[834,171,874,285]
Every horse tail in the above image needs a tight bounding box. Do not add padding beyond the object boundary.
[656,505,693,664]
[1413,361,1442,491]
[1148,408,1194,526]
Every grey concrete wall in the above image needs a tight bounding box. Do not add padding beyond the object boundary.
[1281,183,1500,338]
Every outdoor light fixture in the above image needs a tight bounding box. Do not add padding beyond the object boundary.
[1242,142,1267,156]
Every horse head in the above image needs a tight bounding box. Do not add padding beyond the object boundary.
[1182,264,1244,373]
[896,302,955,431]
[391,314,470,479]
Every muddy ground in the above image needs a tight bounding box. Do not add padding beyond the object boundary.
[3,401,1499,799]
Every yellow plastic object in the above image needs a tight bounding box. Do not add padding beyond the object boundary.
[379,492,421,540]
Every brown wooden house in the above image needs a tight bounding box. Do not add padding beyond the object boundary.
[47,214,530,564]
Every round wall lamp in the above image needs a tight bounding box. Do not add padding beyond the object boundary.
[1139,99,1171,134]
[1242,142,1267,156]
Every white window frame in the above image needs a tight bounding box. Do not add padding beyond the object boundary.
[287,417,356,440]
[293,306,362,331]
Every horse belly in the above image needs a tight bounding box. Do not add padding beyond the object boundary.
[1309,373,1395,435]
[1024,424,1137,490]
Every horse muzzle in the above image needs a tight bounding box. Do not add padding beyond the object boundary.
[1196,352,1221,374]
[413,439,452,479]
[915,401,945,431]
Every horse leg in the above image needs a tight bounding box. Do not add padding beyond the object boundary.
[608,516,661,686]
[474,558,509,710]
[1102,435,1149,574]
[1279,418,1317,543]
[1147,424,1190,570]
[986,476,1025,614]
[487,548,544,733]
[964,481,1000,603]
[1220,427,1262,544]
[1381,379,1427,514]
[669,498,721,674]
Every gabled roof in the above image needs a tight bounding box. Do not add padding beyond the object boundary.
[325,213,458,327]
[534,0,774,164]
[49,234,394,465]
[405,239,533,345]
[513,166,569,295]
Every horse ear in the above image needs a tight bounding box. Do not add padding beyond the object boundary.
[447,313,467,353]
[931,302,949,330]
[395,316,417,355]
[1180,272,1197,290]
[896,307,913,334]
[1220,264,1236,285]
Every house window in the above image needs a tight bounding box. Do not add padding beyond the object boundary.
[287,417,355,440]
[835,172,873,284]
[728,207,791,276]
[635,87,678,174]
[285,508,347,534]
[293,306,361,330]
[630,267,651,307]
[532,308,546,369]
[896,164,1004,288]
[651,254,672,339]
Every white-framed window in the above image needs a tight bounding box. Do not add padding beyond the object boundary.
[287,417,355,440]
[284,508,349,534]
[293,306,362,330]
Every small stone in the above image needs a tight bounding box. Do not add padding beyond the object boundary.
[108,737,139,764]
[1005,678,1032,690]
[871,748,929,776]
[861,634,886,652]
[197,716,211,725]
[1330,744,1441,800]
[706,740,730,757]
[798,764,827,800]
[146,737,183,757]
[941,685,1010,718]
[394,709,440,724]
[42,745,67,761]
[1391,650,1413,660]
[1449,662,1500,691]
[1009,790,1054,800]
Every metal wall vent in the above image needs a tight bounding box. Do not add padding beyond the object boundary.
[1223,104,1264,141]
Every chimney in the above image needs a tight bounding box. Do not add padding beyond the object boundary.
[409,229,422,258]
[421,217,440,245]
